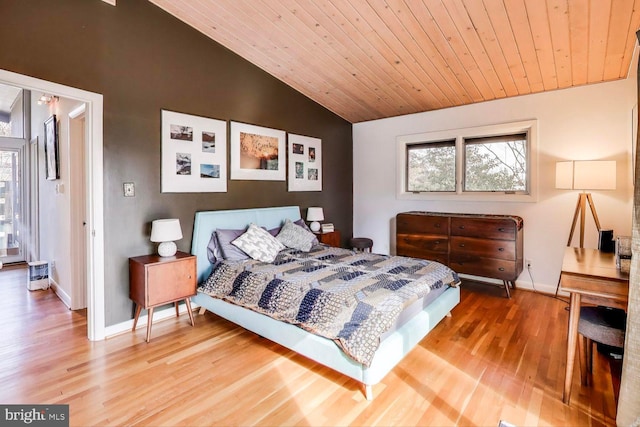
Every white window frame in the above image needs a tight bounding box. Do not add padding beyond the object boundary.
[396,119,538,202]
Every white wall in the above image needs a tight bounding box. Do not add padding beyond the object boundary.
[353,77,636,293]
[31,93,85,306]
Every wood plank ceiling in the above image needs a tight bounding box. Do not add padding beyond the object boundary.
[148,0,640,123]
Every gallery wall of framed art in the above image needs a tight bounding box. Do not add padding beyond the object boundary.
[229,121,287,181]
[288,133,322,192]
[161,110,227,193]
[160,112,323,192]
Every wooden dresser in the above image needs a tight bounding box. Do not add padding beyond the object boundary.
[396,211,524,297]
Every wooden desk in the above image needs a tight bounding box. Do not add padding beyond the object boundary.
[559,247,629,404]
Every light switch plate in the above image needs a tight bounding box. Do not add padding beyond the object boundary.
[123,182,135,197]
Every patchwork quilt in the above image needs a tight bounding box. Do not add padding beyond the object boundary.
[198,245,460,366]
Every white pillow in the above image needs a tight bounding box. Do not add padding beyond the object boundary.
[276,218,316,251]
[231,223,285,263]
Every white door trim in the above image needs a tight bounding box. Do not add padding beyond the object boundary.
[0,68,105,341]
[69,104,87,310]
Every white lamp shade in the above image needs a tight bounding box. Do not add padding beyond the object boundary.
[150,218,183,243]
[555,161,574,189]
[306,207,324,222]
[574,160,616,190]
[555,160,616,190]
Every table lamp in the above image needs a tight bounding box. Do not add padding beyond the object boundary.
[556,160,616,248]
[150,218,183,257]
[306,207,324,232]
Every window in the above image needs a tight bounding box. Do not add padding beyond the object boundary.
[463,133,527,192]
[406,140,455,192]
[397,120,537,202]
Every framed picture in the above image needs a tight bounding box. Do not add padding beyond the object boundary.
[44,115,59,180]
[161,110,227,192]
[230,121,286,181]
[288,134,322,191]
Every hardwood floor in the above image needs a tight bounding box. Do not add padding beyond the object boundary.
[0,267,619,426]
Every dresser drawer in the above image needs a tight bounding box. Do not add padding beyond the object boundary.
[397,213,449,235]
[451,217,517,240]
[449,255,519,281]
[450,236,516,261]
[397,233,448,253]
[397,234,449,264]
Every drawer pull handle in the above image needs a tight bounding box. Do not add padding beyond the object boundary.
[498,267,505,271]
[458,243,465,247]
[435,223,441,228]
[498,227,505,232]
[498,247,505,251]
[458,225,465,229]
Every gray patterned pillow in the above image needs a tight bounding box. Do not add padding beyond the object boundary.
[231,223,285,263]
[276,218,316,252]
[294,218,319,246]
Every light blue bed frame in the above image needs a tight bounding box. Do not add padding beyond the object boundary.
[190,206,460,400]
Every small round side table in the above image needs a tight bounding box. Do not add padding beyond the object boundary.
[350,237,373,252]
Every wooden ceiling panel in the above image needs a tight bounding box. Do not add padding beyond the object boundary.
[148,0,640,123]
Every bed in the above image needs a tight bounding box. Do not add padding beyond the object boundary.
[190,206,461,400]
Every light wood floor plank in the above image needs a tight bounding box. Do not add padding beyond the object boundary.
[0,266,620,426]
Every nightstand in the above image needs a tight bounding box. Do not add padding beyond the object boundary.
[129,251,196,342]
[317,230,341,248]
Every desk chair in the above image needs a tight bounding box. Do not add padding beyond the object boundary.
[578,306,626,386]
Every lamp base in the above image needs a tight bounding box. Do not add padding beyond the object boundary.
[309,221,321,232]
[157,241,177,257]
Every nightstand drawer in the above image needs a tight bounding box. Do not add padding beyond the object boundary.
[317,230,341,247]
[146,257,196,306]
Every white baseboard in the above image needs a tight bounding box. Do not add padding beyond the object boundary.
[105,301,200,338]
[50,279,72,309]
[459,273,564,297]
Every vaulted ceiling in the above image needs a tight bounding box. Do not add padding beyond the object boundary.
[147,0,640,123]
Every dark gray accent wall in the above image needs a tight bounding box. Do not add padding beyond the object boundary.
[0,0,353,325]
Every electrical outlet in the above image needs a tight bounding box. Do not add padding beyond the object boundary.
[526,259,533,269]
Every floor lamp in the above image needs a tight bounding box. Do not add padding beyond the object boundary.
[556,160,617,248]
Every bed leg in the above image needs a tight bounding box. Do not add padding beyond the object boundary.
[364,384,373,401]
[199,307,207,315]
[446,311,452,318]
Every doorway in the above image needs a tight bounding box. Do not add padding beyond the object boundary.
[0,68,105,341]
[0,137,27,264]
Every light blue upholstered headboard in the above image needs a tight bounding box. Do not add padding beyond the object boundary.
[191,206,302,283]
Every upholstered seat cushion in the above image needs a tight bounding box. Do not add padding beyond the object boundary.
[578,306,626,348]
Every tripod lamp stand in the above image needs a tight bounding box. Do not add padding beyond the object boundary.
[556,160,616,248]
